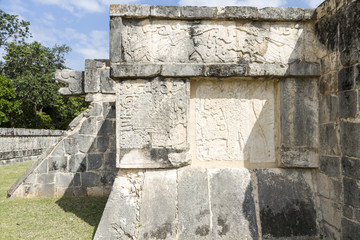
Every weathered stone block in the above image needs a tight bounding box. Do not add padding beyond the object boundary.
[35,160,48,174]
[103,102,115,119]
[56,173,74,187]
[98,119,114,136]
[48,156,67,172]
[37,184,55,197]
[150,5,181,18]
[104,152,116,171]
[318,173,330,198]
[68,154,86,173]
[116,78,190,168]
[339,90,357,118]
[320,197,342,229]
[256,169,318,238]
[78,135,96,153]
[319,156,341,177]
[37,173,55,184]
[343,205,354,219]
[100,172,116,186]
[343,177,360,208]
[280,149,318,168]
[86,102,102,117]
[330,178,343,201]
[341,121,360,158]
[342,218,360,240]
[87,154,103,170]
[319,94,338,123]
[139,170,177,240]
[258,7,304,20]
[73,173,81,187]
[178,167,210,240]
[63,137,78,155]
[79,117,96,135]
[319,123,340,156]
[196,79,276,163]
[338,66,355,91]
[342,156,360,179]
[96,137,109,153]
[319,72,337,96]
[81,172,101,188]
[209,168,258,239]
[322,222,341,240]
[219,6,258,19]
[181,6,217,18]
[281,78,318,148]
[109,17,122,63]
[110,4,150,17]
[94,175,143,240]
[55,69,84,96]
[51,141,65,157]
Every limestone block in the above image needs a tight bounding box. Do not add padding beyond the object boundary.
[55,69,84,96]
[195,79,276,163]
[256,169,318,239]
[319,156,340,178]
[342,156,360,179]
[119,19,307,65]
[209,168,258,239]
[68,154,86,172]
[342,218,360,240]
[319,123,340,156]
[341,122,360,158]
[320,197,342,229]
[319,94,338,123]
[87,154,103,170]
[339,90,357,118]
[139,170,177,240]
[81,172,101,188]
[177,167,210,240]
[116,78,190,168]
[94,174,143,240]
[280,78,319,168]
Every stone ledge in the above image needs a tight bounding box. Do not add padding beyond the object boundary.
[110,4,316,21]
[0,128,65,136]
[110,63,320,79]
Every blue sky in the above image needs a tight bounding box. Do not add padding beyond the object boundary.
[0,0,324,70]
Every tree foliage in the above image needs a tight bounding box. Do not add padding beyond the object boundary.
[0,9,88,129]
[0,75,21,127]
[0,9,31,48]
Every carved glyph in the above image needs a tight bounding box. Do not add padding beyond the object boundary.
[195,79,276,163]
[55,69,84,96]
[116,78,190,168]
[122,19,307,64]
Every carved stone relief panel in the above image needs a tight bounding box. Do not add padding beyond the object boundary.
[121,19,308,65]
[195,79,277,163]
[116,77,190,168]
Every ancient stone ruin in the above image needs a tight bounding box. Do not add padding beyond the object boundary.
[6,0,360,239]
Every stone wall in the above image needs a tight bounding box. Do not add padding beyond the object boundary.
[315,0,360,238]
[7,60,118,198]
[7,0,360,239]
[0,128,64,165]
[93,4,323,240]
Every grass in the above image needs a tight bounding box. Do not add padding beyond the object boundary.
[0,162,108,240]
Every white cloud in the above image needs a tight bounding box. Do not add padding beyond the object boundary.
[32,0,139,15]
[178,0,286,8]
[303,0,324,8]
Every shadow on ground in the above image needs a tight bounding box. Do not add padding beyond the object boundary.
[55,196,108,237]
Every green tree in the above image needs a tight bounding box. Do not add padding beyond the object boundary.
[0,75,21,127]
[3,41,88,129]
[0,9,88,129]
[0,9,31,48]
